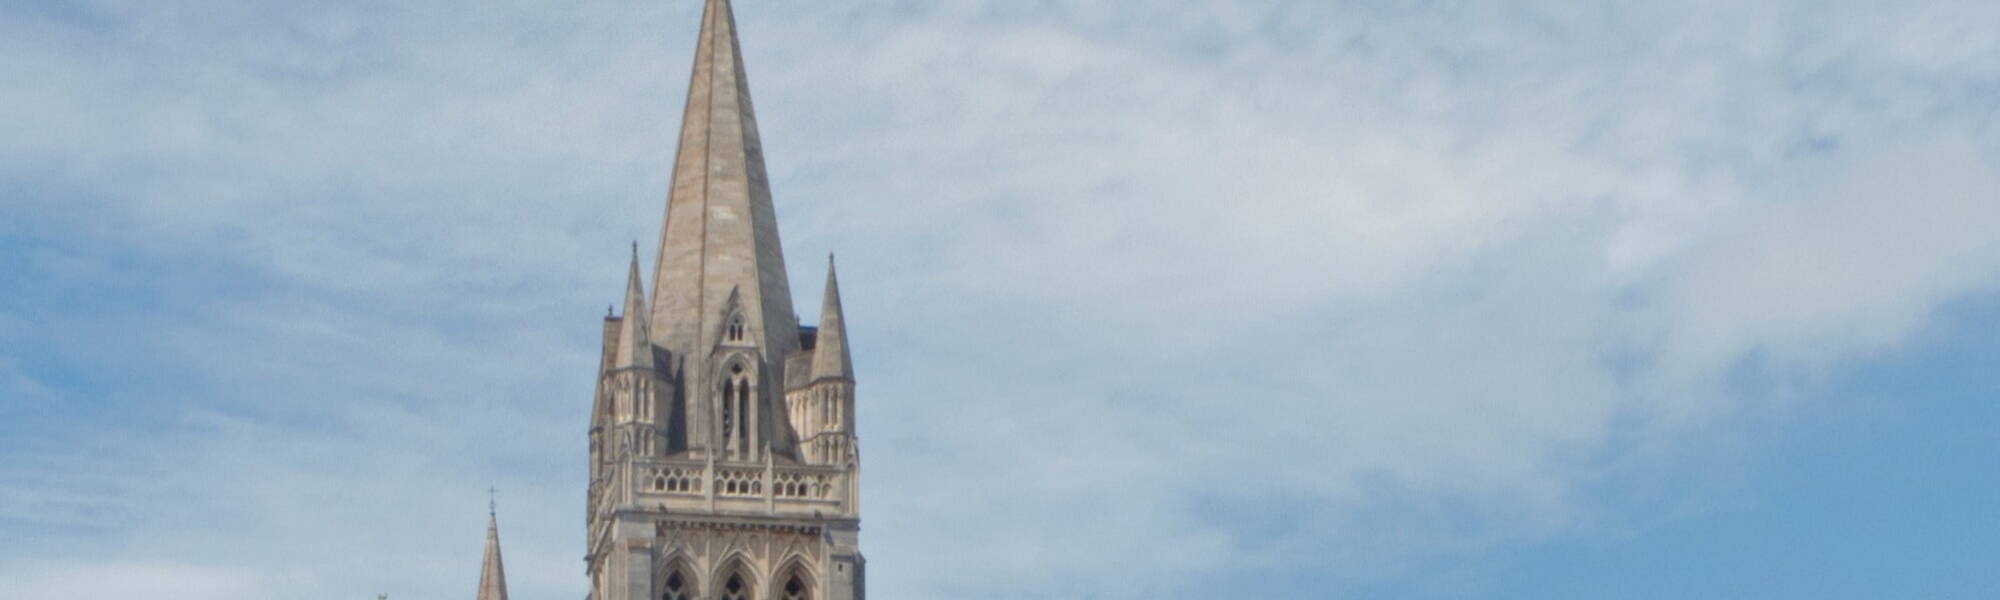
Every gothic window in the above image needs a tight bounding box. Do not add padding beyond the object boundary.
[782,569,811,600]
[719,572,749,600]
[662,569,689,600]
[735,374,751,442]
[720,378,736,438]
[726,314,746,343]
[719,362,752,446]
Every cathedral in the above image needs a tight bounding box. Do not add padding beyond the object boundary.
[478,0,865,598]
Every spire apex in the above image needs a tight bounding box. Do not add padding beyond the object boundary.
[476,501,510,600]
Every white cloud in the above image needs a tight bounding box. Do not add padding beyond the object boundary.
[1650,137,2000,377]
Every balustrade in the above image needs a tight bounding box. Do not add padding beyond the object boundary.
[629,457,842,504]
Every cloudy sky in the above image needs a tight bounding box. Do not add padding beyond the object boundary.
[4,0,1999,598]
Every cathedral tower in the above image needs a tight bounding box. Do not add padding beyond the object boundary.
[586,1,864,599]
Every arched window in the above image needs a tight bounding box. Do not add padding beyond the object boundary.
[721,362,751,449]
[662,569,689,600]
[720,378,736,439]
[782,568,811,600]
[719,571,749,600]
[726,314,746,343]
[735,373,750,442]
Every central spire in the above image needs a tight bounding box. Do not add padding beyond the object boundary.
[649,0,798,365]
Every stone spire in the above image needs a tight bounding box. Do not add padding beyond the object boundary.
[648,0,798,364]
[477,500,509,600]
[613,243,654,370]
[810,256,852,382]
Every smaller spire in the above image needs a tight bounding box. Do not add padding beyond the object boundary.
[809,255,853,381]
[613,246,655,370]
[477,497,510,600]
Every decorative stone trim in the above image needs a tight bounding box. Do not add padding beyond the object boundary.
[656,520,824,537]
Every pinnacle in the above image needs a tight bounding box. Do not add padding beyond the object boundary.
[810,256,852,381]
[613,248,654,370]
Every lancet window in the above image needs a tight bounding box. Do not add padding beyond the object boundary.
[726,314,747,343]
[719,362,754,452]
[720,378,736,439]
[662,569,690,600]
[781,568,811,600]
[719,572,749,600]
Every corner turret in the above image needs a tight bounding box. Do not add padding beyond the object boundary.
[784,257,860,482]
[809,255,853,383]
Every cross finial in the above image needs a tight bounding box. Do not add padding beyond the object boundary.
[488,486,496,518]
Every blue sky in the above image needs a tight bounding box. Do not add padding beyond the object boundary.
[3,0,1999,598]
